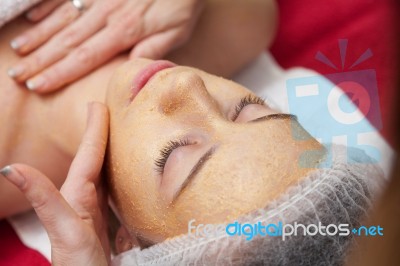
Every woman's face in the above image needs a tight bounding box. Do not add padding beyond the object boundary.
[106,59,323,243]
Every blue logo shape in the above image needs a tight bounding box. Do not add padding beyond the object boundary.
[286,40,382,167]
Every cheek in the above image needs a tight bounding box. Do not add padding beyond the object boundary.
[107,138,163,232]
[169,155,267,227]
[107,74,132,108]
[167,131,296,227]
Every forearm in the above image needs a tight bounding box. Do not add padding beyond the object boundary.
[167,0,278,77]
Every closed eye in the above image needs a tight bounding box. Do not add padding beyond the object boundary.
[231,94,265,121]
[154,139,191,174]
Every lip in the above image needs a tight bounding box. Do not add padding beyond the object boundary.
[130,60,176,101]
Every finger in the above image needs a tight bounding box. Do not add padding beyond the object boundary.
[8,0,101,82]
[106,0,151,46]
[23,27,124,92]
[61,102,109,216]
[65,102,109,187]
[0,164,82,242]
[130,27,189,60]
[25,0,65,22]
[10,1,80,55]
[13,0,144,88]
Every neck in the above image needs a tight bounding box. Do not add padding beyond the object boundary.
[34,60,119,157]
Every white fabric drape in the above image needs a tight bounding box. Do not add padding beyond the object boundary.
[0,0,43,28]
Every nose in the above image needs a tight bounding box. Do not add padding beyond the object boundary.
[158,70,220,119]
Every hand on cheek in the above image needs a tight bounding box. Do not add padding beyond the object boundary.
[0,102,110,266]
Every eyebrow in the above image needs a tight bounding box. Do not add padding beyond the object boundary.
[249,113,297,123]
[171,146,215,203]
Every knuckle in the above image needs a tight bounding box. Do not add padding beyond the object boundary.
[109,16,130,31]
[109,11,140,33]
[97,0,117,15]
[61,28,80,48]
[75,46,95,65]
[113,21,143,48]
[29,186,57,211]
[31,196,48,211]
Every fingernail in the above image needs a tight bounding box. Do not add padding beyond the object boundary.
[7,65,26,78]
[10,36,28,50]
[0,166,25,188]
[0,166,11,176]
[26,76,46,90]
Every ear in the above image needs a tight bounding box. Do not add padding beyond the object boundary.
[115,225,140,254]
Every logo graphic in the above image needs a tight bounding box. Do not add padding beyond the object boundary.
[188,220,384,241]
[286,39,382,166]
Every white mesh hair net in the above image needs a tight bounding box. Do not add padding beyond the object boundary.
[112,145,385,266]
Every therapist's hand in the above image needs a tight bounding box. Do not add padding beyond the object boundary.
[8,0,204,93]
[0,102,110,265]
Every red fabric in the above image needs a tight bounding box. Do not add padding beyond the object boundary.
[270,0,398,147]
[0,220,50,266]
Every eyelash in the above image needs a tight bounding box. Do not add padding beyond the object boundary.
[154,95,264,174]
[155,139,191,174]
[232,94,265,120]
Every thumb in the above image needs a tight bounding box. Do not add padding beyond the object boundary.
[0,164,81,244]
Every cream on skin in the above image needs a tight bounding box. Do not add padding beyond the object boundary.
[106,58,325,245]
[0,0,277,219]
